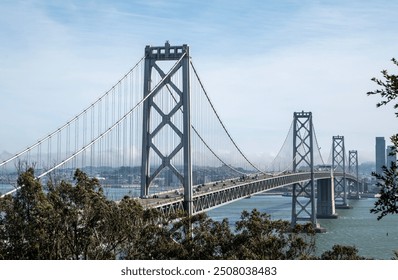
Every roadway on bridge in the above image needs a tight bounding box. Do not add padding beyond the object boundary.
[137,171,355,213]
[138,173,269,209]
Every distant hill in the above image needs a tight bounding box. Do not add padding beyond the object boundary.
[359,161,375,176]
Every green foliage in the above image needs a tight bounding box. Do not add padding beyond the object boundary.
[370,162,398,220]
[168,213,234,259]
[0,169,367,260]
[368,57,398,219]
[160,209,316,260]
[320,245,366,260]
[367,57,398,116]
[232,209,315,260]
[0,169,166,259]
[0,168,54,259]
[394,250,398,260]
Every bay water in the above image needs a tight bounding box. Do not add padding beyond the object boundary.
[207,194,398,260]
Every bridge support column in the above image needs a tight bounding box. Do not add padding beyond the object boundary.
[332,136,350,209]
[348,150,360,199]
[291,111,319,229]
[140,42,193,216]
[316,178,337,219]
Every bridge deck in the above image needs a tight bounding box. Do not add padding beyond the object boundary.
[138,171,355,216]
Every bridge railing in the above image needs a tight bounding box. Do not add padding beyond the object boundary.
[142,171,357,215]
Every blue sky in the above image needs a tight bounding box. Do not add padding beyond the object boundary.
[1,0,398,163]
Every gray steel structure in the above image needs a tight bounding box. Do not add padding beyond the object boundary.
[291,111,316,226]
[332,136,348,207]
[142,171,355,216]
[348,150,360,198]
[140,42,193,215]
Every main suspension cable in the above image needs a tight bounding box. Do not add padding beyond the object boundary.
[36,52,187,179]
[0,55,146,167]
[190,60,264,174]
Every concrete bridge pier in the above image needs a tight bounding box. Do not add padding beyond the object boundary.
[316,178,338,219]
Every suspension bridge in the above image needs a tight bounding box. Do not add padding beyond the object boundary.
[0,42,361,231]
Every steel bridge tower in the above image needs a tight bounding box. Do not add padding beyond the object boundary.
[348,150,360,199]
[332,136,349,208]
[291,111,316,227]
[141,42,193,215]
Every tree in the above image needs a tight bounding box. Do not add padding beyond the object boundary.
[45,169,118,259]
[153,209,317,260]
[0,169,166,259]
[167,213,235,260]
[0,168,55,259]
[370,163,398,220]
[231,209,316,260]
[367,57,398,219]
[320,245,366,260]
[117,203,181,260]
[1,168,366,260]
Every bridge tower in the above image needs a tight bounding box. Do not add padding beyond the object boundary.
[332,136,349,208]
[141,42,193,215]
[348,150,360,199]
[291,111,316,227]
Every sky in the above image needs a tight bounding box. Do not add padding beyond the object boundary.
[1,0,398,164]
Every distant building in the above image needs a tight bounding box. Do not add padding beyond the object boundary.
[375,137,386,174]
[386,145,397,168]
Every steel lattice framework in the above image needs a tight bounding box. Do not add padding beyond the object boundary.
[146,171,354,216]
[348,150,359,198]
[140,42,193,215]
[332,136,348,207]
[291,111,316,226]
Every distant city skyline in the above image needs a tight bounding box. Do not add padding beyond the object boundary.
[1,1,398,164]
